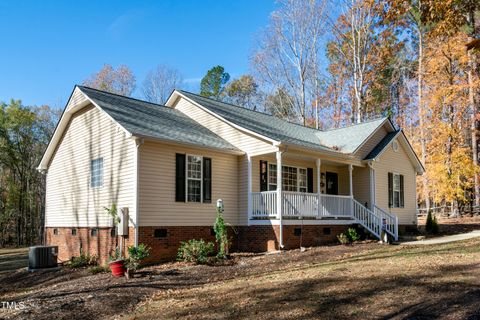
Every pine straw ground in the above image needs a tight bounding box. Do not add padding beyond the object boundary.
[124,239,480,320]
[1,226,480,320]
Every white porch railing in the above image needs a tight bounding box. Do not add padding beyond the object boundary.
[251,191,277,218]
[251,191,398,241]
[374,205,399,241]
[319,194,353,217]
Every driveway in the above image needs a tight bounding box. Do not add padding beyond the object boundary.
[402,230,480,245]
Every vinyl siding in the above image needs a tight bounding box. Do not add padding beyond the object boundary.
[45,104,135,227]
[138,140,239,226]
[373,140,417,225]
[173,97,277,155]
[353,166,371,207]
[355,125,388,159]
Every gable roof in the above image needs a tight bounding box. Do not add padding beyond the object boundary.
[364,130,401,160]
[172,90,389,155]
[316,118,391,154]
[38,86,241,170]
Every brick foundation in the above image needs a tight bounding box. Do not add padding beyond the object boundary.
[45,227,134,265]
[47,224,352,264]
[237,224,351,252]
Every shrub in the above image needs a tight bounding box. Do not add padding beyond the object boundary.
[88,265,109,274]
[109,247,123,262]
[425,211,434,233]
[125,243,151,271]
[68,251,97,268]
[431,216,440,234]
[346,228,360,242]
[425,211,439,234]
[177,239,214,264]
[213,208,229,258]
[337,233,349,245]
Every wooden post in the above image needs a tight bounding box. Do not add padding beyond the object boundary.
[316,159,321,216]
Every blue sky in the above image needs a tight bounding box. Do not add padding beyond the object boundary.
[0,1,276,108]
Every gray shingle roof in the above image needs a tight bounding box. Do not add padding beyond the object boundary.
[178,90,389,154]
[78,86,240,152]
[364,131,400,160]
[316,118,388,154]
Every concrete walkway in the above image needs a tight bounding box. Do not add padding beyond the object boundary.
[402,230,480,245]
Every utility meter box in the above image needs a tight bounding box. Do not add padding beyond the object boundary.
[117,207,129,236]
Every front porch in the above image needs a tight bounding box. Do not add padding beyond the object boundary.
[245,150,398,241]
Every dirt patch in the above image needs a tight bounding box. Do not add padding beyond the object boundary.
[2,239,480,319]
[0,242,376,319]
[127,239,480,320]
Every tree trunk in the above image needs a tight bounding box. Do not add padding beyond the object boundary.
[417,29,430,212]
[468,49,480,208]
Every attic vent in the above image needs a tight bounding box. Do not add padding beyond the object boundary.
[392,140,399,152]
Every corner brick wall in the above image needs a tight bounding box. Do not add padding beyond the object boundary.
[45,227,134,265]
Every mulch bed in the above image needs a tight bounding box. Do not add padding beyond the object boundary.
[0,242,379,320]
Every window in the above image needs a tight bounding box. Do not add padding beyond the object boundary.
[393,174,401,208]
[90,228,98,237]
[388,172,404,208]
[154,229,167,238]
[53,228,58,236]
[283,166,297,191]
[71,228,77,236]
[267,165,308,192]
[268,164,277,190]
[187,155,202,202]
[176,154,212,203]
[90,158,103,188]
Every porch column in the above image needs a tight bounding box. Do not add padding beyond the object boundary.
[316,158,321,216]
[348,164,353,197]
[369,164,375,209]
[247,154,252,223]
[276,150,284,249]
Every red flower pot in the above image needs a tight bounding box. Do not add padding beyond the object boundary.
[109,260,125,277]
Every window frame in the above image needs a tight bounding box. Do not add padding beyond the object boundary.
[90,157,104,188]
[185,154,203,203]
[391,172,404,208]
[267,164,308,193]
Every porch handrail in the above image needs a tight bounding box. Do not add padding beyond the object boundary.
[374,205,399,241]
[251,191,277,218]
[282,191,318,217]
[352,198,381,239]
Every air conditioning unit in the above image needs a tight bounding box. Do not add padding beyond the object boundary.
[28,245,58,271]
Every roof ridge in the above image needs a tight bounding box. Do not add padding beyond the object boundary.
[178,90,323,133]
[321,116,387,132]
[77,85,167,109]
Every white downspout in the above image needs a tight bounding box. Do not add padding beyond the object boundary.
[276,150,284,249]
[133,137,144,247]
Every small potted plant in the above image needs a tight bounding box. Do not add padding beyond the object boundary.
[125,244,150,279]
[109,247,125,277]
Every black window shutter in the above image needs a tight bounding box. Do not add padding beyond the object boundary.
[260,160,268,191]
[175,154,186,202]
[400,174,404,208]
[388,172,393,208]
[307,168,314,193]
[203,157,212,203]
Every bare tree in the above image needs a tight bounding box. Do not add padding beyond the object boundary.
[252,0,327,126]
[142,65,184,104]
[83,64,136,97]
[329,0,375,124]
